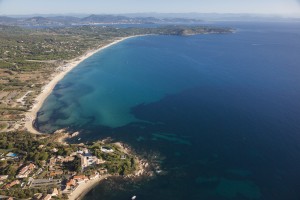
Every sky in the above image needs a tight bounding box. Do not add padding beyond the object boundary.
[0,0,299,17]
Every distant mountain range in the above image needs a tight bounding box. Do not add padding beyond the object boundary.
[0,14,203,27]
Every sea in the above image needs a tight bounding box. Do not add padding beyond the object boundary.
[35,21,300,200]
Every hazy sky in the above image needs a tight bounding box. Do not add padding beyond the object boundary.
[0,0,299,16]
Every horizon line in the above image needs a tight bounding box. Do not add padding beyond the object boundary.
[1,12,300,18]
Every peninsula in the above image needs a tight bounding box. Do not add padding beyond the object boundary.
[0,130,149,199]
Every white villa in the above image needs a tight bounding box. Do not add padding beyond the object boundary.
[100,146,114,153]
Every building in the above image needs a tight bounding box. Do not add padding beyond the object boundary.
[64,156,75,162]
[36,168,43,176]
[79,149,101,170]
[73,175,89,184]
[89,173,99,180]
[49,157,56,171]
[50,170,63,177]
[65,179,77,191]
[30,179,61,188]
[51,188,59,196]
[99,168,108,174]
[73,175,87,179]
[42,194,52,200]
[100,146,114,153]
[3,180,20,189]
[80,155,100,169]
[16,163,36,178]
[80,155,88,169]
[33,193,43,200]
[0,175,8,181]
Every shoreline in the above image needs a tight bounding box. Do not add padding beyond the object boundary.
[21,35,151,200]
[24,35,143,134]
[68,175,110,200]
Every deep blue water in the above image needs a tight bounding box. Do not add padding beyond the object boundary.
[36,22,300,200]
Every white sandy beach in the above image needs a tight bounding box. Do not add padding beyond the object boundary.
[68,175,110,200]
[24,35,140,134]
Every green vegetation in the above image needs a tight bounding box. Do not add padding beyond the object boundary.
[0,131,139,199]
[0,187,55,199]
[89,143,138,175]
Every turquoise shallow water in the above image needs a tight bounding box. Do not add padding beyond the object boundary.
[37,35,203,129]
[36,22,300,200]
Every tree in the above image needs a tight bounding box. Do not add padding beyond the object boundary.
[40,152,49,161]
[0,160,7,167]
[7,142,14,149]
[5,165,17,176]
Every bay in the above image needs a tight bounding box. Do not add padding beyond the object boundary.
[36,22,300,200]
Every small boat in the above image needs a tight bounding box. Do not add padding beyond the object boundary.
[78,138,81,141]
[131,195,137,200]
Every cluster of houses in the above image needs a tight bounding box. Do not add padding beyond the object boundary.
[48,154,75,175]
[1,163,36,190]
[16,163,36,178]
[33,188,59,200]
[63,171,107,194]
[65,175,90,192]
[0,145,117,199]
[47,147,107,174]
[2,180,20,190]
